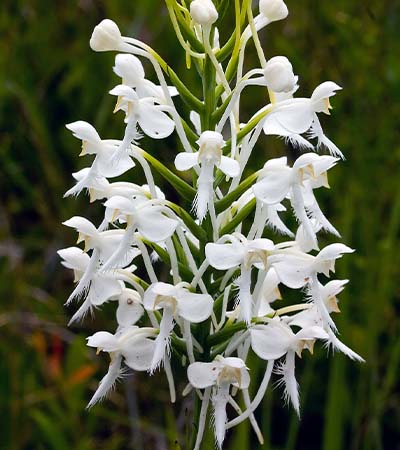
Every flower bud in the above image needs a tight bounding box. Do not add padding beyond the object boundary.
[259,0,288,22]
[190,0,218,26]
[264,56,297,93]
[90,19,122,52]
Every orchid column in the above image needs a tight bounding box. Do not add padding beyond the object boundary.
[60,1,363,449]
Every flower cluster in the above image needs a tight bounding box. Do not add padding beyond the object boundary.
[60,1,363,448]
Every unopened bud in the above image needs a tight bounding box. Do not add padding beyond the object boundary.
[90,19,122,52]
[259,0,288,22]
[190,0,218,26]
[264,56,297,93]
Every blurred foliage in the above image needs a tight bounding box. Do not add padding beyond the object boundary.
[0,0,399,449]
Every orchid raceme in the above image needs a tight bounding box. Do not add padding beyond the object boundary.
[61,1,363,448]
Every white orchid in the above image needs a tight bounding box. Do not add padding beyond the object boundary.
[251,320,328,415]
[86,326,157,406]
[188,356,250,448]
[264,56,298,94]
[116,288,144,328]
[253,153,339,249]
[206,233,277,324]
[143,282,213,371]
[259,0,289,22]
[110,84,175,139]
[58,246,123,306]
[262,81,343,157]
[189,0,219,26]
[175,131,240,222]
[288,280,364,362]
[64,121,135,197]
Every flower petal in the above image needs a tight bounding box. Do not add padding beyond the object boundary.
[123,337,155,371]
[87,331,119,352]
[205,242,244,270]
[89,276,123,306]
[175,152,199,171]
[187,361,219,388]
[218,156,240,178]
[177,291,213,323]
[137,209,178,242]
[250,322,294,360]
[138,103,175,139]
[252,169,292,205]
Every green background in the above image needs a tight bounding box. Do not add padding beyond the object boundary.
[0,1,399,449]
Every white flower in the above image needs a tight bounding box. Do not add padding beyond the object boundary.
[251,320,328,415]
[188,356,250,448]
[206,233,276,324]
[64,121,135,197]
[113,54,178,103]
[110,85,175,139]
[62,216,139,262]
[144,282,213,371]
[100,196,178,271]
[90,19,123,52]
[190,0,219,26]
[58,246,124,306]
[86,326,156,406]
[287,280,364,362]
[271,243,354,290]
[264,56,298,93]
[253,154,339,249]
[263,81,343,157]
[175,131,239,222]
[259,0,289,22]
[104,196,178,242]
